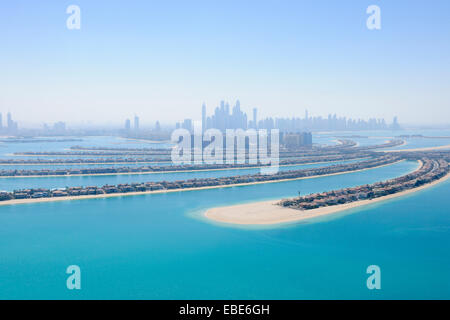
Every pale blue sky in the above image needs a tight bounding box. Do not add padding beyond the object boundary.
[1,0,449,126]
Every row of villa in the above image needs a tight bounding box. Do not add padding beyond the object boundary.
[0,155,399,202]
[11,139,404,158]
[278,157,449,210]
[0,150,372,166]
[70,138,405,153]
[70,146,171,152]
[12,149,346,158]
[0,153,372,177]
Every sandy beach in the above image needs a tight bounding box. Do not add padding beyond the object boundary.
[205,171,450,226]
[0,160,402,206]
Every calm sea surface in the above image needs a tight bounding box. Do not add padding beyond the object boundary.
[0,133,449,299]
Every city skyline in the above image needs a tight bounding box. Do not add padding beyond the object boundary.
[177,100,399,133]
[0,104,402,134]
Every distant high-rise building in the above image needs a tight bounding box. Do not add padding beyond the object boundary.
[181,119,193,132]
[125,119,131,131]
[194,99,389,133]
[53,122,66,134]
[202,103,206,133]
[155,121,161,132]
[283,132,312,148]
[392,116,400,130]
[203,100,248,132]
[7,112,12,129]
[134,115,139,131]
[6,112,18,134]
[0,113,2,130]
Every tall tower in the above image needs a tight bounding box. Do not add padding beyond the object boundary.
[392,116,400,130]
[7,112,12,128]
[134,115,139,131]
[253,108,257,129]
[202,103,206,133]
[0,113,2,130]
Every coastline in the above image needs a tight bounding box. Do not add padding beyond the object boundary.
[0,160,403,206]
[204,168,450,226]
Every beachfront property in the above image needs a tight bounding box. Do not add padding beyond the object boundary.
[0,153,402,202]
[279,157,449,211]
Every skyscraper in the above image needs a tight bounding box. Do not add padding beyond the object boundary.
[181,119,193,132]
[202,103,206,133]
[0,113,2,130]
[392,116,400,130]
[134,115,139,131]
[53,122,66,134]
[202,100,250,132]
[125,119,131,131]
[6,112,18,133]
[253,108,257,129]
[7,112,12,129]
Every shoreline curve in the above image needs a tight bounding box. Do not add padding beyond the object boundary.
[204,170,450,226]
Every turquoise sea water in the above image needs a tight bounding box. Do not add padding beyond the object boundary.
[0,133,449,299]
[3,160,449,299]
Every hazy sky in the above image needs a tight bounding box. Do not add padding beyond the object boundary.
[1,0,450,126]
